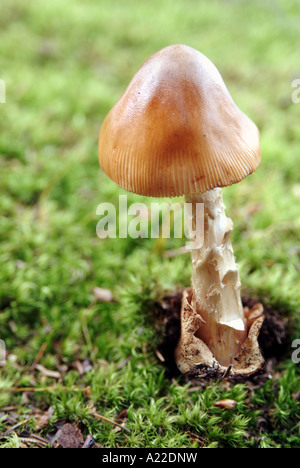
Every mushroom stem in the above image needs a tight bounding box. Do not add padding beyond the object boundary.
[186,188,247,366]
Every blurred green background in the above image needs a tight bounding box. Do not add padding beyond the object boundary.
[0,0,300,448]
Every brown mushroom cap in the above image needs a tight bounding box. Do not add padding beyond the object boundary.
[98,44,261,197]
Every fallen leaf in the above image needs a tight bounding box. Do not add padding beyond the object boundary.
[52,423,84,449]
[92,287,114,303]
[214,399,237,410]
[34,407,54,431]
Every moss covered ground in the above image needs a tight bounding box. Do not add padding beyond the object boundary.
[0,0,300,448]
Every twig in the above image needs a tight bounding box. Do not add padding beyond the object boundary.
[6,418,32,433]
[81,312,96,363]
[93,412,131,434]
[81,435,95,448]
[155,349,165,362]
[222,364,232,378]
[27,434,50,445]
[36,364,61,379]
[30,342,48,371]
[8,385,90,393]
[163,246,189,258]
[186,430,207,447]
[18,436,49,447]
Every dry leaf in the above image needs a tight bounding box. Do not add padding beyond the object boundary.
[92,287,114,303]
[52,423,84,448]
[214,399,237,410]
[34,406,54,430]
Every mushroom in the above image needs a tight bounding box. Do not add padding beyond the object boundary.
[98,44,264,377]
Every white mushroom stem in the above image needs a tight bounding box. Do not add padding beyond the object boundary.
[186,188,247,366]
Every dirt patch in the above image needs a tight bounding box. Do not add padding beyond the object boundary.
[243,295,289,360]
[155,292,183,378]
[155,291,290,384]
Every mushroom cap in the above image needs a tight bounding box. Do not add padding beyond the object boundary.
[98,44,261,197]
